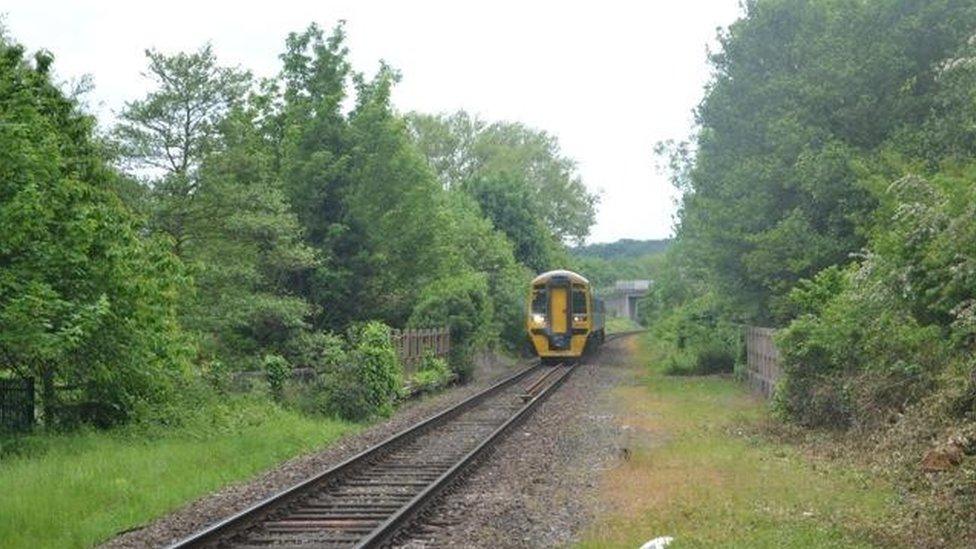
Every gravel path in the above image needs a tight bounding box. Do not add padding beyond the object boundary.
[396,338,634,548]
[102,355,520,548]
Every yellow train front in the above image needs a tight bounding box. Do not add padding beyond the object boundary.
[526,270,605,361]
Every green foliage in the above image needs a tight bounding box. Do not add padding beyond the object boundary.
[670,0,976,324]
[440,191,531,350]
[656,295,740,378]
[573,252,663,292]
[407,110,599,245]
[604,316,641,334]
[0,395,353,549]
[570,238,666,300]
[663,341,736,377]
[409,272,493,379]
[775,172,974,428]
[285,330,346,374]
[462,173,559,272]
[641,5,976,535]
[319,322,402,421]
[573,238,670,260]
[263,354,290,401]
[114,44,250,180]
[115,44,318,370]
[348,321,402,406]
[637,241,741,377]
[201,359,230,395]
[649,0,976,425]
[0,34,191,427]
[3,20,597,436]
[410,352,452,394]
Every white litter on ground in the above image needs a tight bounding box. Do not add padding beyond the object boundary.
[639,536,674,549]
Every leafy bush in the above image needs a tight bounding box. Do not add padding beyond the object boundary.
[775,173,971,428]
[644,279,740,377]
[489,264,532,352]
[316,322,402,421]
[663,341,736,376]
[285,330,346,374]
[409,352,452,394]
[409,272,492,381]
[202,359,231,395]
[263,354,290,401]
[438,191,533,352]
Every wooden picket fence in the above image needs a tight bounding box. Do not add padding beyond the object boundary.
[744,326,782,398]
[390,327,450,373]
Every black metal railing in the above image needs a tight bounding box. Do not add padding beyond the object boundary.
[0,377,35,432]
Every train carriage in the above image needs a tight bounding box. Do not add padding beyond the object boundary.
[526,269,605,361]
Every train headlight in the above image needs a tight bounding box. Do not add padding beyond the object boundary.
[573,314,586,323]
[531,313,546,324]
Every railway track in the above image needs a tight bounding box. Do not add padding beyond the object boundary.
[170,361,577,548]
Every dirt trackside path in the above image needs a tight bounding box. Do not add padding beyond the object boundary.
[578,335,896,548]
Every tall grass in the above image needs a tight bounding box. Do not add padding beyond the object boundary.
[0,396,355,548]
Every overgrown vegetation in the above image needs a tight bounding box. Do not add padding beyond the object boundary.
[0,20,601,545]
[641,0,976,543]
[0,21,599,430]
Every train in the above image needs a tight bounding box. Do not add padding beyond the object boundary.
[525,269,605,361]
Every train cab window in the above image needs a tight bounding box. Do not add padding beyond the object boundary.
[531,289,547,323]
[572,287,587,322]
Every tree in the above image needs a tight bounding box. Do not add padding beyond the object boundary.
[407,111,599,245]
[272,23,360,330]
[342,64,455,323]
[439,191,531,349]
[0,35,190,425]
[274,24,457,329]
[116,45,318,367]
[461,172,559,273]
[406,111,483,187]
[671,0,976,324]
[115,44,250,255]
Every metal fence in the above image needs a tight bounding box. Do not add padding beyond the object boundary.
[390,327,450,373]
[744,326,781,398]
[1,377,35,431]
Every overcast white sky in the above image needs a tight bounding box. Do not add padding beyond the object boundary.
[2,0,742,243]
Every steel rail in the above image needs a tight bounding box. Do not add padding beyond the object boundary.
[167,361,542,548]
[353,362,577,548]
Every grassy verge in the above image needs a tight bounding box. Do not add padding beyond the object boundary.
[0,396,356,548]
[579,336,894,548]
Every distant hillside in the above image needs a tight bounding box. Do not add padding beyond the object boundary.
[570,239,670,289]
[572,238,671,260]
